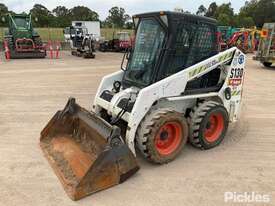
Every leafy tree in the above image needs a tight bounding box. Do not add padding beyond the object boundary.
[53,6,69,17]
[69,6,99,21]
[215,3,234,19]
[1,1,273,29]
[52,6,70,27]
[239,0,258,16]
[196,5,207,16]
[105,7,130,28]
[30,4,54,27]
[205,2,218,17]
[237,0,258,27]
[125,21,134,29]
[239,0,275,27]
[239,16,255,27]
[253,0,275,27]
[0,3,8,26]
[215,3,235,25]
[217,14,231,26]
[0,3,8,15]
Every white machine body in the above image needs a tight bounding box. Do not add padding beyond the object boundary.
[92,47,246,155]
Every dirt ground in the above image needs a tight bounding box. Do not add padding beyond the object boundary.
[0,51,274,206]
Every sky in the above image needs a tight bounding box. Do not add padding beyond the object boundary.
[0,0,247,20]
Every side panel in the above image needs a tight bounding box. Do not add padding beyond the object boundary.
[92,71,124,113]
[218,50,246,122]
[125,47,238,154]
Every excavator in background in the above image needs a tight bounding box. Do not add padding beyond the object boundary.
[2,13,46,59]
[227,30,250,53]
[254,23,275,67]
[40,11,246,200]
[217,26,239,51]
[99,31,133,52]
[248,28,261,51]
[69,26,96,58]
[224,28,260,53]
[218,26,239,42]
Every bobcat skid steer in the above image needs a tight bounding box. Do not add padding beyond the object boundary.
[40,11,246,200]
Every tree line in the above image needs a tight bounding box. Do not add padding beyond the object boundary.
[0,4,132,29]
[0,0,275,29]
[196,0,275,28]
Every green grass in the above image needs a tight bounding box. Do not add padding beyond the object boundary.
[0,27,133,41]
[37,28,65,41]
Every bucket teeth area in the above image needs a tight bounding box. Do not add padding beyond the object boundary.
[40,98,139,200]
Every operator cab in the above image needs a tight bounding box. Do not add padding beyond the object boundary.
[122,11,219,89]
[9,14,31,31]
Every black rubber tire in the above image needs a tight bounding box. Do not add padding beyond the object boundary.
[33,37,43,47]
[263,62,272,67]
[189,101,229,150]
[83,52,95,59]
[136,108,188,164]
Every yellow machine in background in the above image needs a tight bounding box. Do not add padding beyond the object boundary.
[241,27,261,53]
[221,27,260,53]
[254,23,275,67]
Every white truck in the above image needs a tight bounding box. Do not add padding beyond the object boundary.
[64,21,101,42]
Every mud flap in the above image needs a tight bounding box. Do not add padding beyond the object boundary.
[40,98,139,200]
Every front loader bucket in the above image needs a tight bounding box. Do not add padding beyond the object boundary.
[40,98,139,200]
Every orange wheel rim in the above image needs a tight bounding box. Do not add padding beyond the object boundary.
[204,113,224,143]
[154,121,182,156]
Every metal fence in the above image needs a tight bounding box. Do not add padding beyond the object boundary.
[101,28,134,40]
[0,27,64,41]
[37,28,65,41]
[0,27,134,42]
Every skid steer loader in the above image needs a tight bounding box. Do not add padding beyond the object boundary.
[40,11,246,200]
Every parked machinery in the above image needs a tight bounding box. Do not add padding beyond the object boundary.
[3,13,46,59]
[227,30,250,53]
[99,31,132,52]
[218,26,239,42]
[248,28,261,51]
[218,26,240,51]
[69,26,96,58]
[40,11,246,200]
[254,23,275,67]
[225,29,260,53]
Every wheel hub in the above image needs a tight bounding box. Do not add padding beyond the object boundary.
[206,121,212,129]
[204,113,224,143]
[155,121,182,156]
[160,131,169,141]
